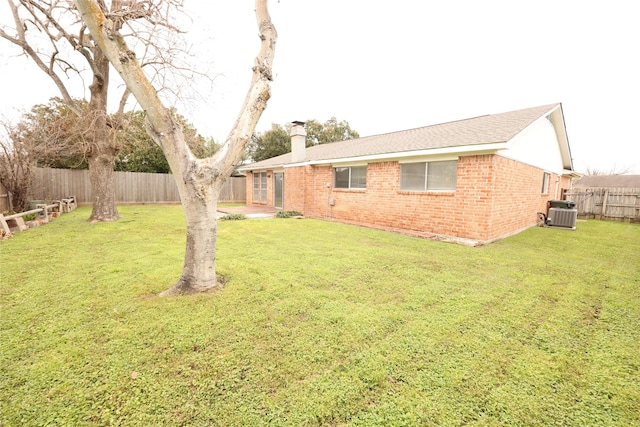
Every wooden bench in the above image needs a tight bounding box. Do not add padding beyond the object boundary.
[0,196,77,236]
[60,196,77,213]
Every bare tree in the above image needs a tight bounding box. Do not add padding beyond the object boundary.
[0,0,191,222]
[0,119,34,212]
[73,0,277,295]
[583,164,636,176]
[0,111,79,211]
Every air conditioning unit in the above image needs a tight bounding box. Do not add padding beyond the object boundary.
[546,207,577,229]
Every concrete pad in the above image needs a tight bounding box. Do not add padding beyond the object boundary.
[246,213,274,219]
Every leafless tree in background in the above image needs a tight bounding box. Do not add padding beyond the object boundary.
[0,119,34,213]
[583,164,636,176]
[0,112,81,211]
[0,0,198,222]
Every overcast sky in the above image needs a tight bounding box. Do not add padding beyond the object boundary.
[1,1,638,174]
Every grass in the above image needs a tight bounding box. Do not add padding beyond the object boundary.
[1,205,639,426]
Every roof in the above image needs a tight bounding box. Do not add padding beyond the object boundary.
[240,103,565,171]
[573,175,640,188]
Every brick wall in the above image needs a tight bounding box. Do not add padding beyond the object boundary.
[250,154,571,243]
[289,158,492,240]
[284,166,309,212]
[487,156,562,240]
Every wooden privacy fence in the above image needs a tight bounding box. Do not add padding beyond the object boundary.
[28,167,246,205]
[564,187,640,222]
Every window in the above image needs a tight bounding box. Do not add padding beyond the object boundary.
[334,166,367,189]
[253,172,267,202]
[400,160,457,191]
[541,172,550,194]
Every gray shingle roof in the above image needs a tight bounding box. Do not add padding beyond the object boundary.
[241,103,560,170]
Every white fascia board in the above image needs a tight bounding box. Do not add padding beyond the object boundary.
[552,107,573,170]
[562,169,582,178]
[397,154,460,164]
[283,161,312,169]
[238,165,260,172]
[243,164,287,172]
[305,143,508,166]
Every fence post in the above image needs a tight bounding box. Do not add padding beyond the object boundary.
[36,204,49,223]
[600,189,609,220]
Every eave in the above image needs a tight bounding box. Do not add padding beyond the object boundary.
[283,142,509,168]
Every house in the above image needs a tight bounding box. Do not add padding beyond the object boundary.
[239,104,578,244]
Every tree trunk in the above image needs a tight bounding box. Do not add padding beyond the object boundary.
[159,187,221,296]
[87,41,120,222]
[88,152,119,222]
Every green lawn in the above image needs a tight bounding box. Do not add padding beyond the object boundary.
[1,206,639,426]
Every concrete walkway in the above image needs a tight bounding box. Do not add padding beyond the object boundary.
[217,205,278,219]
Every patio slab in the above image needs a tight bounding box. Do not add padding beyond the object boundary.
[217,205,278,219]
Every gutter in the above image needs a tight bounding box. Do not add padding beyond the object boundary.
[284,142,509,167]
[241,142,509,172]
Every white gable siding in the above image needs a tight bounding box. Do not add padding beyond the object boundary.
[500,116,564,173]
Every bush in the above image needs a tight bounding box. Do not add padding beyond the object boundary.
[22,213,37,222]
[276,210,303,218]
[220,213,246,221]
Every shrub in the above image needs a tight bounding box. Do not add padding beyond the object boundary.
[276,210,302,218]
[220,213,246,221]
[22,213,37,222]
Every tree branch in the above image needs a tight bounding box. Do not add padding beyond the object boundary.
[213,0,277,178]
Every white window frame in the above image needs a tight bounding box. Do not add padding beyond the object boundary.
[253,171,267,202]
[334,165,367,189]
[400,160,457,192]
[542,172,550,194]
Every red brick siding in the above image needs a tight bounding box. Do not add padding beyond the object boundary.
[267,154,571,242]
[559,176,572,196]
[283,166,309,212]
[453,155,495,239]
[285,159,486,240]
[487,156,555,240]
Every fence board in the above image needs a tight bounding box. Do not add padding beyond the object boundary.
[29,167,245,205]
[564,187,640,222]
[0,182,9,213]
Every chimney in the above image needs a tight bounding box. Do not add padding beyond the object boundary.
[290,121,306,163]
